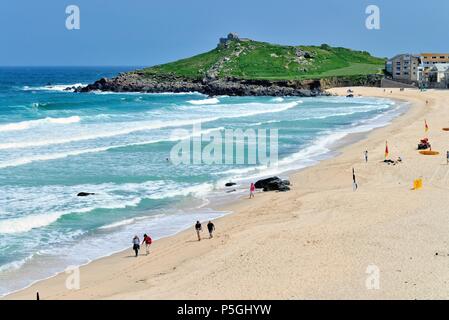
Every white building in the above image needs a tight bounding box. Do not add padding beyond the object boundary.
[428,63,449,88]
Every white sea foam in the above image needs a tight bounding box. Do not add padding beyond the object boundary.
[98,218,139,230]
[0,102,299,151]
[0,127,224,169]
[22,83,87,92]
[91,91,204,96]
[188,97,220,105]
[0,254,35,273]
[0,116,81,133]
[0,180,213,234]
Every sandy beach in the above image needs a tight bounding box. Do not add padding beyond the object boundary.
[6,87,449,300]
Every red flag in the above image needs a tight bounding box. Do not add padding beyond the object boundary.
[385,141,389,159]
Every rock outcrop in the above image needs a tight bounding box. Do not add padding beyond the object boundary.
[75,72,382,97]
[77,192,96,197]
[76,73,326,97]
[254,177,291,192]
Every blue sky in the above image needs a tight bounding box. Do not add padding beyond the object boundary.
[1,0,448,66]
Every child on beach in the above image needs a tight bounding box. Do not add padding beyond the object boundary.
[364,150,368,163]
[195,221,202,241]
[132,235,140,257]
[142,234,152,255]
[249,183,255,199]
[207,221,215,239]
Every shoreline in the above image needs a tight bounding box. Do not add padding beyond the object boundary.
[0,94,402,298]
[6,87,445,300]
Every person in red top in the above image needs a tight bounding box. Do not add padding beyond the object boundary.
[249,183,255,199]
[142,233,152,255]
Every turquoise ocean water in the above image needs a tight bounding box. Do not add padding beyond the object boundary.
[0,67,405,296]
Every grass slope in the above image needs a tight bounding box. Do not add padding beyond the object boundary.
[141,39,385,81]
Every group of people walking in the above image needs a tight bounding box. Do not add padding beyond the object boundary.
[195,220,215,241]
[131,182,258,256]
[131,221,217,256]
[132,233,153,257]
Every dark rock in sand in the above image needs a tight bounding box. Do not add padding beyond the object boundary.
[254,177,291,192]
[77,192,96,197]
[254,177,280,189]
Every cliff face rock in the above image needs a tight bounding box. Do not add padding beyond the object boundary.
[77,73,382,97]
[77,73,327,97]
[319,74,383,89]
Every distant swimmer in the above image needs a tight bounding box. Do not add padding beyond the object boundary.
[249,182,255,199]
[195,221,202,241]
[142,233,152,255]
[207,221,215,239]
[132,235,140,257]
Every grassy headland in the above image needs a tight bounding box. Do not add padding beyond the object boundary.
[140,39,385,81]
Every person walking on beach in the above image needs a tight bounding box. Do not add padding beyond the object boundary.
[132,235,140,257]
[142,233,152,255]
[249,182,255,199]
[207,221,215,239]
[195,221,202,241]
[446,151,449,165]
[364,150,369,163]
[352,168,358,191]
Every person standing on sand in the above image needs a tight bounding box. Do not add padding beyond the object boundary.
[249,182,255,199]
[195,221,202,241]
[207,221,215,239]
[446,151,449,165]
[142,233,152,255]
[132,235,140,257]
[364,150,369,163]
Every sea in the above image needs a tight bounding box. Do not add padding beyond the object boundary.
[0,66,405,296]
